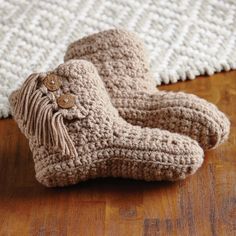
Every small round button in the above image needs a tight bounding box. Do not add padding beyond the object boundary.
[43,74,62,91]
[57,94,76,109]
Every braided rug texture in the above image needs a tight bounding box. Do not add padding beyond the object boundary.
[1,0,236,118]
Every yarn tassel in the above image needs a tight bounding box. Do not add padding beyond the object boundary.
[12,73,77,158]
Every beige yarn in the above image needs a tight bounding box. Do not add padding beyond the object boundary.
[64,29,230,150]
[9,60,203,187]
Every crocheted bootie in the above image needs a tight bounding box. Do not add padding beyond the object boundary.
[9,60,203,187]
[64,29,230,150]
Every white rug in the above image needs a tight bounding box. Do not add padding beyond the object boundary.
[0,0,236,118]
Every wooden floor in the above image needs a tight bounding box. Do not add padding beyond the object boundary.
[0,71,235,236]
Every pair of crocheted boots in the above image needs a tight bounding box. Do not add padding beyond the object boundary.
[9,29,230,187]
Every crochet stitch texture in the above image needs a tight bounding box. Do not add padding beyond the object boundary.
[9,60,204,187]
[65,29,230,150]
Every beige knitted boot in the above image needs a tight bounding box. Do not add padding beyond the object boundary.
[64,29,230,150]
[9,60,203,187]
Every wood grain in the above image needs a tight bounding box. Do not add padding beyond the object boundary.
[0,71,235,236]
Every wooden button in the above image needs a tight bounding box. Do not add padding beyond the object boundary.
[43,74,62,91]
[57,94,75,109]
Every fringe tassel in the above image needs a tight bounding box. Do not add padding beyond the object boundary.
[12,73,78,158]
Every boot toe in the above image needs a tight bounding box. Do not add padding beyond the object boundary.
[156,91,230,150]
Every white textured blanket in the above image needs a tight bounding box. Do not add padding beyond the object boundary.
[0,0,236,118]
